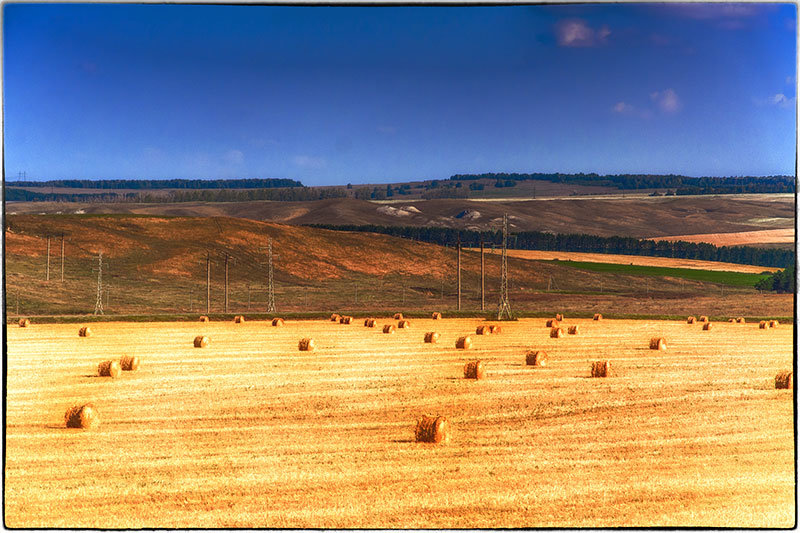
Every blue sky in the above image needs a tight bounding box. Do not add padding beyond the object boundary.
[3,3,796,184]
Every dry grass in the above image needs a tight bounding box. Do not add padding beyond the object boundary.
[4,318,794,528]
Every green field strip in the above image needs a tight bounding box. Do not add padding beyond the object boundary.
[546,259,773,287]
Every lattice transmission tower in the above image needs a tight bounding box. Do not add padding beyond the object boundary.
[93,252,104,315]
[267,239,276,312]
[497,214,513,320]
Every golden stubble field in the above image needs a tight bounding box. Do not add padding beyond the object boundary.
[5,317,795,528]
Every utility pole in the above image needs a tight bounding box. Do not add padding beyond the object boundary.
[45,236,51,282]
[497,214,513,320]
[93,252,104,315]
[224,252,230,313]
[457,237,462,311]
[60,234,65,282]
[480,239,485,311]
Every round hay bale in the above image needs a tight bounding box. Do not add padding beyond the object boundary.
[759,321,767,329]
[65,404,99,430]
[330,313,341,322]
[736,317,745,324]
[365,319,377,328]
[432,312,442,320]
[79,326,92,337]
[463,360,486,379]
[393,313,404,320]
[199,315,209,322]
[18,318,30,327]
[272,318,284,327]
[591,360,612,378]
[728,318,736,323]
[383,324,396,334]
[194,335,209,348]
[424,331,440,343]
[475,325,490,335]
[649,337,666,350]
[687,316,696,324]
[567,325,579,335]
[415,415,450,444]
[298,338,315,351]
[234,315,245,323]
[525,350,548,366]
[769,320,779,328]
[556,313,564,321]
[398,320,411,329]
[775,371,793,389]
[119,355,139,371]
[593,314,602,321]
[546,319,559,328]
[702,322,713,331]
[340,316,353,325]
[550,327,564,338]
[97,360,121,378]
[456,336,472,349]
[488,324,502,334]
[699,316,708,323]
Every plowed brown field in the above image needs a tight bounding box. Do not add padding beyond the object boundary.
[5,318,794,528]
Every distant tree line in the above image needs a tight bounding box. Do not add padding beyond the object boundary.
[7,178,303,190]
[306,223,795,268]
[6,186,347,203]
[754,265,796,293]
[448,173,795,195]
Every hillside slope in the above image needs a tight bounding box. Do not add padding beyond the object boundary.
[4,214,790,318]
[6,194,794,241]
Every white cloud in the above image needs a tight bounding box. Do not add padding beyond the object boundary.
[612,101,652,119]
[223,149,244,166]
[754,93,795,108]
[555,19,611,47]
[650,88,681,113]
[613,102,632,113]
[293,155,326,169]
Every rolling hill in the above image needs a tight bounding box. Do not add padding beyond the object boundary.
[4,214,790,319]
[5,194,795,243]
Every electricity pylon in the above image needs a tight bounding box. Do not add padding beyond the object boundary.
[497,214,513,320]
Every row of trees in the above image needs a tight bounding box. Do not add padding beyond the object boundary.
[6,187,348,203]
[754,265,796,293]
[449,173,795,194]
[7,178,302,190]
[306,223,795,269]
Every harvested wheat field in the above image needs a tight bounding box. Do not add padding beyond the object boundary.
[5,318,794,528]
